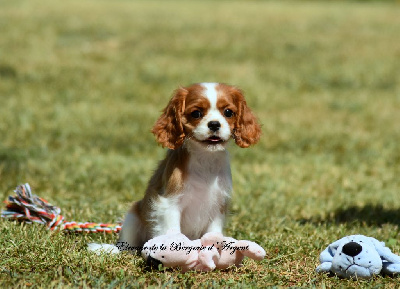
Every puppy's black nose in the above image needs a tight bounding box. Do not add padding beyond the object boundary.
[208,121,221,132]
[342,242,362,257]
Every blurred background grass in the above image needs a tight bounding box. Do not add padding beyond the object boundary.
[1,0,400,287]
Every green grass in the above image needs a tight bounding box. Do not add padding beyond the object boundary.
[1,0,400,287]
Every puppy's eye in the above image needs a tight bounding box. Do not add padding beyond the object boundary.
[191,110,202,119]
[224,109,234,118]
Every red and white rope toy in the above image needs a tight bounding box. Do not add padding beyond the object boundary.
[1,183,121,233]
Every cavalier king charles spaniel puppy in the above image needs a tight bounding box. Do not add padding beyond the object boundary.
[90,83,261,254]
[116,82,261,251]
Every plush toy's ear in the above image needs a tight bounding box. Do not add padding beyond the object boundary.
[370,237,400,264]
[319,238,344,263]
[316,238,346,274]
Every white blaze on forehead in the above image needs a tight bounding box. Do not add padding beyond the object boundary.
[201,83,218,108]
[189,82,232,151]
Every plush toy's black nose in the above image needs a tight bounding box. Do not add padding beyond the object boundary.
[146,256,163,269]
[342,242,362,257]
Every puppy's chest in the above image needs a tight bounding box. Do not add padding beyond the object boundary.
[179,162,232,210]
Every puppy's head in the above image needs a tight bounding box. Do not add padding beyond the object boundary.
[152,83,261,151]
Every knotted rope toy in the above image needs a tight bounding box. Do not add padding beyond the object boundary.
[1,183,121,233]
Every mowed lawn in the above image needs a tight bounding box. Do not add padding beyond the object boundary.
[1,0,400,287]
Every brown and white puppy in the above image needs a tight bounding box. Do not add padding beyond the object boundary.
[89,83,260,254]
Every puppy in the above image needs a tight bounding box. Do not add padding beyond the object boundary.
[90,83,261,254]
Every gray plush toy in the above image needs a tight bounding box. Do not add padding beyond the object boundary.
[316,235,400,279]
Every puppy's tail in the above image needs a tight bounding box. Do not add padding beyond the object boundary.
[88,243,120,255]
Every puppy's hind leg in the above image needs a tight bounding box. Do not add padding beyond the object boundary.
[116,209,146,253]
[88,204,145,255]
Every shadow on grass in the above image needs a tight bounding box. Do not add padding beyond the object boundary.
[300,204,400,227]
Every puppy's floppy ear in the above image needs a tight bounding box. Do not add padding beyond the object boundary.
[232,88,261,148]
[152,87,187,150]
